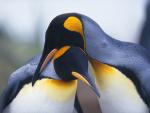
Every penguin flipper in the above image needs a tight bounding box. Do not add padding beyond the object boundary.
[74,93,83,113]
[139,1,150,50]
[0,55,41,112]
[0,75,32,113]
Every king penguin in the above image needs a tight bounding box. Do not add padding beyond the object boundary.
[33,13,150,113]
[0,46,99,112]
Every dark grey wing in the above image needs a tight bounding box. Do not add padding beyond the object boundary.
[139,1,150,51]
[0,73,32,113]
[0,55,41,113]
[0,55,59,112]
[74,93,83,113]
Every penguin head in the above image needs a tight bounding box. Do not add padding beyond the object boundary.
[53,46,86,81]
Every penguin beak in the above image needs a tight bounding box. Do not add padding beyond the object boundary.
[32,49,58,85]
[40,49,58,72]
[72,71,100,97]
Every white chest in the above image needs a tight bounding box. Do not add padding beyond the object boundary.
[98,83,149,113]
[3,79,77,113]
[90,61,149,113]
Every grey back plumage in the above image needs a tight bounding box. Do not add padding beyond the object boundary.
[139,1,150,51]
[0,55,41,112]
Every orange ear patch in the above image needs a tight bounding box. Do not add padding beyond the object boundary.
[64,16,84,37]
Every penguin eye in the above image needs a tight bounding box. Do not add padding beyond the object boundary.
[63,16,84,37]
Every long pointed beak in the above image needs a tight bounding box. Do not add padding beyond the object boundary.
[40,49,58,71]
[72,71,100,97]
[32,49,57,85]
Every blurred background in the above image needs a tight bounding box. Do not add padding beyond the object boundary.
[0,0,150,113]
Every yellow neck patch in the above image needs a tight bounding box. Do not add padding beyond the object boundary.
[90,59,137,94]
[19,79,77,102]
[90,59,117,76]
[54,46,70,60]
[38,79,77,101]
[64,16,84,37]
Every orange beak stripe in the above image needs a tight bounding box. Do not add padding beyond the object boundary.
[72,71,91,86]
[40,49,58,72]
